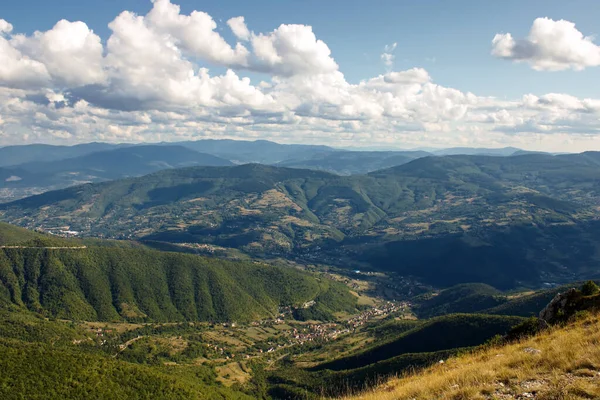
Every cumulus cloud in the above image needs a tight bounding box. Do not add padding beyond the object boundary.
[0,19,13,34]
[250,24,338,76]
[13,20,106,87]
[383,68,431,84]
[1,2,600,151]
[0,34,51,89]
[146,0,249,66]
[492,17,600,71]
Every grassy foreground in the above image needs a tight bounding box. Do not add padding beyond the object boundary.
[340,313,600,400]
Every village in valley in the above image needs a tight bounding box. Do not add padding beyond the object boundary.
[72,272,414,387]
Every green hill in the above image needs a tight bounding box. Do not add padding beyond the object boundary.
[4,153,600,288]
[0,309,253,400]
[414,283,507,318]
[0,340,253,400]
[0,225,356,323]
[483,281,599,317]
[312,314,524,372]
[0,222,47,245]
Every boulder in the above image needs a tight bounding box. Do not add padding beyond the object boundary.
[538,288,578,323]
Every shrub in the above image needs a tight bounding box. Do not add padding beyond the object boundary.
[581,281,599,296]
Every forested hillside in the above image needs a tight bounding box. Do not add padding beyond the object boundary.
[4,153,600,288]
[0,223,355,323]
[0,247,355,322]
[313,314,524,372]
[0,309,255,399]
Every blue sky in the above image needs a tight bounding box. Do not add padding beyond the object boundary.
[1,0,600,150]
[4,0,599,97]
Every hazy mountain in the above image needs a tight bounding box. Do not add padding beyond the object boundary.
[0,145,232,202]
[0,143,128,167]
[16,145,233,178]
[172,139,337,164]
[433,146,521,156]
[277,150,431,175]
[0,167,33,183]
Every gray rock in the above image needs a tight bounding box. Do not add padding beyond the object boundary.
[539,288,578,323]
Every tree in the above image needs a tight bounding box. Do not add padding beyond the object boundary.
[581,281,600,296]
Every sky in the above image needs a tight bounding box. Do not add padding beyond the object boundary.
[1,0,600,151]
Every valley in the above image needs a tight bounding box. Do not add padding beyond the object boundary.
[4,151,600,289]
[3,0,600,397]
[2,144,600,399]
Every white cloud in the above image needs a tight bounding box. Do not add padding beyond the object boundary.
[492,17,600,71]
[383,68,431,85]
[0,33,51,89]
[0,19,13,34]
[1,3,600,152]
[250,24,338,76]
[146,0,249,66]
[13,20,106,87]
[227,16,250,41]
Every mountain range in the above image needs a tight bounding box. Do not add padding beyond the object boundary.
[3,151,600,288]
[0,140,557,203]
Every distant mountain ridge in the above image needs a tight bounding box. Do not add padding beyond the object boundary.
[14,145,232,177]
[432,146,522,156]
[276,150,431,175]
[1,139,573,204]
[0,145,233,203]
[0,142,130,167]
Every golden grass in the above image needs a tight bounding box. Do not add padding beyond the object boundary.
[339,314,600,400]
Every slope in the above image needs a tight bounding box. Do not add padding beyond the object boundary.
[0,309,253,400]
[0,224,356,323]
[414,283,507,318]
[340,313,600,400]
[312,314,524,372]
[266,314,524,399]
[0,246,354,322]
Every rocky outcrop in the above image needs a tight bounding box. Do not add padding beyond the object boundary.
[538,288,578,323]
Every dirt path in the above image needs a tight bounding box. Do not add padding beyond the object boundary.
[113,336,144,357]
[0,246,87,249]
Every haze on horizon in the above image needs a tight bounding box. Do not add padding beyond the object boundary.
[1,0,600,152]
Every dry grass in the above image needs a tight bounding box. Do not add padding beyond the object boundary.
[216,361,251,386]
[339,314,600,400]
